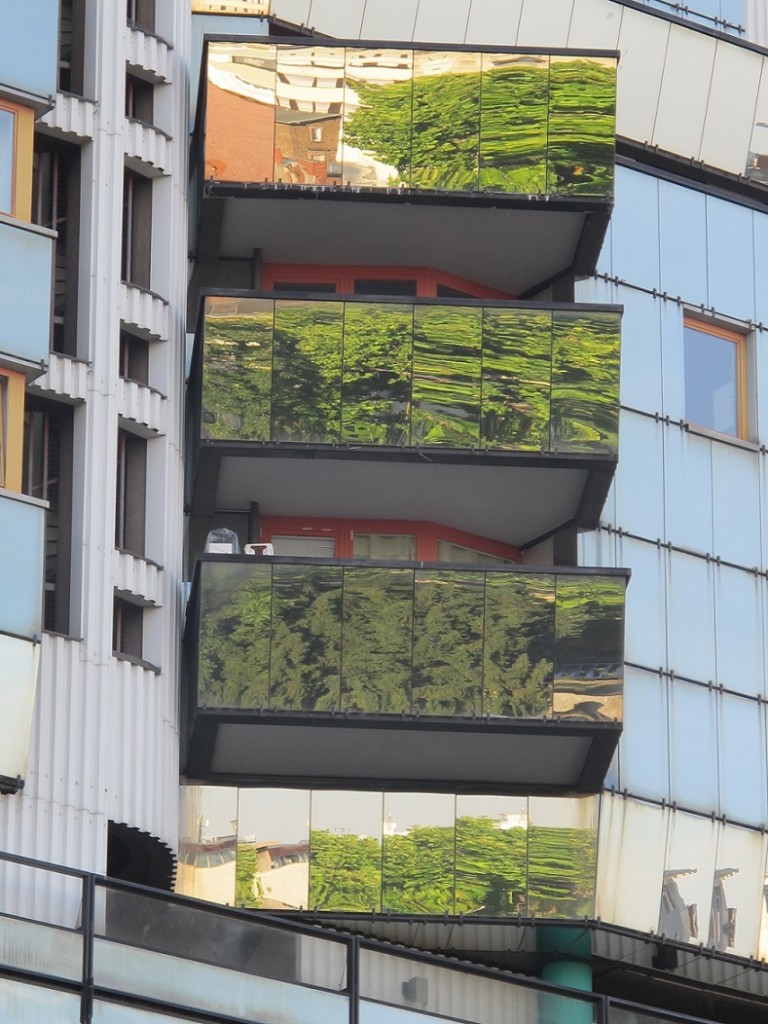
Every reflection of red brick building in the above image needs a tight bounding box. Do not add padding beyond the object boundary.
[205,81,275,182]
[274,113,341,185]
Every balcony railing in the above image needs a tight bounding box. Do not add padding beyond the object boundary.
[191,556,625,721]
[203,42,616,200]
[196,295,621,456]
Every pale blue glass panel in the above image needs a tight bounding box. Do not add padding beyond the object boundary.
[95,1005,207,1023]
[668,679,719,812]
[666,551,716,684]
[0,492,45,639]
[610,168,660,292]
[613,411,664,540]
[663,429,714,555]
[617,289,662,413]
[618,666,669,800]
[0,635,39,789]
[714,567,765,698]
[658,181,707,306]
[718,692,767,827]
[659,301,685,422]
[0,0,58,100]
[707,195,755,322]
[721,0,746,26]
[710,825,766,958]
[660,812,718,945]
[0,221,53,366]
[0,109,13,214]
[753,211,768,329]
[0,978,79,1023]
[616,536,667,670]
[711,444,760,566]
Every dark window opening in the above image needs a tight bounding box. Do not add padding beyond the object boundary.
[58,0,85,95]
[24,400,73,634]
[436,284,474,299]
[113,596,143,660]
[272,281,336,293]
[126,0,155,33]
[115,429,147,556]
[119,330,150,385]
[125,72,154,125]
[122,169,152,290]
[33,138,81,356]
[353,279,418,296]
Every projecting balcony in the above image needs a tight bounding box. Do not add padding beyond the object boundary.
[182,555,627,790]
[188,294,621,545]
[195,40,617,293]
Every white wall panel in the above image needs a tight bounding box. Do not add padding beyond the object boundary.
[360,0,419,41]
[567,0,623,49]
[707,196,756,322]
[701,42,762,173]
[658,180,708,307]
[666,551,716,683]
[668,679,719,812]
[616,536,668,669]
[663,430,714,555]
[617,666,670,799]
[271,0,312,27]
[615,8,669,144]
[517,0,573,47]
[653,26,715,161]
[613,412,665,539]
[711,443,761,567]
[464,0,523,45]
[413,0,471,43]
[610,167,660,292]
[307,0,365,37]
[618,290,663,413]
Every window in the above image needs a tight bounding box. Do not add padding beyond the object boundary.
[126,72,154,124]
[684,318,747,439]
[59,0,85,95]
[0,101,34,220]
[126,0,155,32]
[119,329,150,384]
[115,429,147,556]
[113,596,143,660]
[0,370,24,491]
[352,534,416,560]
[122,169,152,289]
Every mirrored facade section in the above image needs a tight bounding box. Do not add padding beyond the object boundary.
[204,43,616,198]
[382,793,455,914]
[309,792,383,912]
[236,788,310,911]
[659,813,719,945]
[199,297,621,456]
[455,795,528,916]
[528,797,598,918]
[177,785,238,906]
[194,560,626,723]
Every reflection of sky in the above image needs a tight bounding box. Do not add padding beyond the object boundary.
[312,791,384,839]
[239,788,310,844]
[384,793,455,831]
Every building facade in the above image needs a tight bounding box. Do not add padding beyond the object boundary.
[2,1,768,1022]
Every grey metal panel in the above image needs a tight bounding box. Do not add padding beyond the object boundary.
[653,25,715,163]
[615,8,669,144]
[613,411,665,540]
[718,691,767,826]
[464,0,523,45]
[669,679,719,812]
[360,0,420,41]
[658,180,708,307]
[618,290,663,413]
[707,195,756,323]
[701,42,762,174]
[517,0,574,46]
[617,666,670,801]
[616,535,668,670]
[413,0,471,42]
[715,566,766,698]
[610,167,660,293]
[711,443,760,567]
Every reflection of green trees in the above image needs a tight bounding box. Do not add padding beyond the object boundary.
[236,845,260,908]
[302,821,595,917]
[343,60,614,195]
[198,566,623,716]
[201,301,620,454]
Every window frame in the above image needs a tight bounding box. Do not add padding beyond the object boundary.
[683,316,748,441]
[0,369,25,492]
[0,100,34,220]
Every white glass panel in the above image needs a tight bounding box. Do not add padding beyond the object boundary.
[596,795,668,933]
[711,825,767,958]
[660,812,719,945]
[615,9,669,143]
[653,25,715,162]
[617,289,662,413]
[719,692,767,826]
[613,412,664,540]
[0,634,39,781]
[668,679,719,812]
[663,430,714,555]
[701,43,762,175]
[712,444,760,566]
[715,566,765,698]
[658,181,708,307]
[413,0,470,42]
[306,0,364,36]
[360,0,420,40]
[177,785,237,905]
[707,196,756,323]
[464,0,523,45]
[0,977,79,1023]
[618,666,669,800]
[611,168,660,293]
[518,0,572,46]
[616,536,667,669]
[567,0,623,49]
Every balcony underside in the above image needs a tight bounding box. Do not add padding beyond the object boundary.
[184,712,621,793]
[199,192,609,296]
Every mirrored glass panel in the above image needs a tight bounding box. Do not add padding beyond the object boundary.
[659,812,718,945]
[342,48,413,187]
[269,563,343,711]
[480,307,552,450]
[412,305,482,447]
[237,788,310,911]
[310,791,383,911]
[547,56,615,196]
[206,42,277,184]
[177,785,238,906]
[455,795,528,916]
[274,45,345,186]
[528,797,598,918]
[413,569,484,716]
[483,573,555,717]
[198,562,272,709]
[272,300,343,443]
[411,51,481,191]
[341,301,412,444]
[553,576,624,722]
[551,310,620,453]
[382,793,455,914]
[202,297,274,441]
[479,54,548,194]
[709,825,767,957]
[341,567,414,713]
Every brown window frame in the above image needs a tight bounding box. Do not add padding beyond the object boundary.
[683,316,748,441]
[0,369,24,492]
[0,100,34,220]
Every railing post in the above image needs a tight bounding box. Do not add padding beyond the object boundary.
[348,935,360,1024]
[80,874,95,1024]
